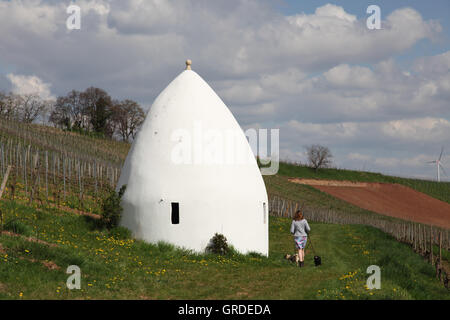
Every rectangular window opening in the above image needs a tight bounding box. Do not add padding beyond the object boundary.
[263,202,267,224]
[171,202,179,224]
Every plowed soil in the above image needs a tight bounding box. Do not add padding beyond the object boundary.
[288,178,450,229]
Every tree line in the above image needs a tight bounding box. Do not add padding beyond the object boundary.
[0,87,145,142]
[0,92,50,124]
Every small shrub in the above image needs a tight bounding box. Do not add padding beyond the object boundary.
[109,226,131,240]
[247,251,264,259]
[100,185,126,230]
[206,233,229,255]
[157,241,176,253]
[83,214,107,231]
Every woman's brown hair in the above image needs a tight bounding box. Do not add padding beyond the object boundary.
[293,210,304,221]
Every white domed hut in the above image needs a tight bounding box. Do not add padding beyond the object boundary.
[116,60,269,256]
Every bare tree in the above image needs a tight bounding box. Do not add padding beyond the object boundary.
[61,90,85,129]
[50,88,113,134]
[112,99,145,141]
[80,87,112,134]
[50,90,91,130]
[0,92,48,122]
[0,92,21,120]
[18,93,50,123]
[305,144,333,172]
[49,96,71,128]
[47,87,144,140]
[0,91,5,115]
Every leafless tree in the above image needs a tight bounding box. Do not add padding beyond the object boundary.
[80,87,112,133]
[305,144,333,172]
[0,91,5,114]
[49,97,70,128]
[0,92,21,119]
[50,90,85,129]
[0,91,8,117]
[18,93,51,123]
[0,92,48,123]
[50,87,113,134]
[64,90,85,128]
[47,87,144,140]
[112,99,145,141]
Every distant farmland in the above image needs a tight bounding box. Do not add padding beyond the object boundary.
[289,178,450,229]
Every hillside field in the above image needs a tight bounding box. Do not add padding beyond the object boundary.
[0,122,448,300]
[276,162,450,204]
[0,198,448,300]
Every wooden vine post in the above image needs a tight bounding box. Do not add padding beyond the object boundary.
[0,165,12,230]
[430,226,433,265]
[0,165,12,200]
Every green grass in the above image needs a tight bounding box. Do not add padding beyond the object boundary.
[0,199,448,300]
[264,175,398,222]
[0,123,448,299]
[276,162,450,204]
[264,173,450,267]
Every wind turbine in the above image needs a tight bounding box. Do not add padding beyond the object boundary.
[427,147,447,182]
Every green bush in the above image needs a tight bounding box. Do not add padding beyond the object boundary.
[157,241,176,253]
[206,233,229,255]
[247,251,264,258]
[100,185,126,230]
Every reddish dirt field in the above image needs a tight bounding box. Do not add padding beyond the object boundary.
[288,178,450,229]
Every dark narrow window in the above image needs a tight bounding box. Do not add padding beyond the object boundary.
[263,202,267,224]
[171,202,179,224]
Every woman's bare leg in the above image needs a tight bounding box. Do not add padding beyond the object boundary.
[298,249,304,262]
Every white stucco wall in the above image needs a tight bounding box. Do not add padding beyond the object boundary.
[116,69,269,256]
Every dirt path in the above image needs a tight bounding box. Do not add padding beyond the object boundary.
[44,202,101,219]
[289,178,450,229]
[1,230,58,247]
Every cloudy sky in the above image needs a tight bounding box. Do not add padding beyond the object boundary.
[1,0,449,180]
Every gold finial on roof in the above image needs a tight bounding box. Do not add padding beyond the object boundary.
[185,59,192,70]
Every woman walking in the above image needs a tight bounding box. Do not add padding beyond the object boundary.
[290,210,311,267]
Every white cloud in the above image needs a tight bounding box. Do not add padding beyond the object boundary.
[6,73,54,100]
[374,157,401,168]
[347,153,371,162]
[414,51,450,76]
[0,1,448,180]
[3,1,439,81]
[0,0,61,36]
[314,4,357,22]
[381,118,450,142]
[222,53,450,126]
[323,65,377,89]
[285,117,450,147]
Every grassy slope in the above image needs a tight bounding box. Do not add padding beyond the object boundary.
[264,174,392,220]
[276,162,450,204]
[0,122,448,299]
[0,200,448,300]
[1,119,447,205]
[0,118,129,166]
